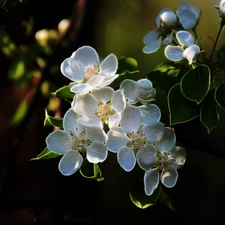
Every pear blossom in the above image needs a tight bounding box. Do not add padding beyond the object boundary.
[106,105,164,172]
[143,8,177,54]
[120,79,156,104]
[136,127,186,196]
[60,46,119,95]
[219,0,225,20]
[165,31,200,64]
[46,108,107,176]
[72,87,126,128]
[176,2,200,30]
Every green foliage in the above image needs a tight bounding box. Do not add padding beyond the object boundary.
[215,82,225,110]
[31,147,60,160]
[159,186,176,212]
[200,89,219,133]
[168,84,200,125]
[180,65,211,104]
[128,169,160,209]
[44,110,63,128]
[79,158,104,181]
[8,58,25,80]
[52,86,75,100]
[117,56,139,75]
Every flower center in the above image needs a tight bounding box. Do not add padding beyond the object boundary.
[127,127,147,153]
[153,151,173,170]
[84,64,99,80]
[95,102,115,125]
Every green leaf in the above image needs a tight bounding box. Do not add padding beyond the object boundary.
[180,65,210,104]
[215,82,225,110]
[159,186,176,212]
[8,59,25,80]
[52,86,75,100]
[117,57,139,75]
[168,84,200,125]
[200,89,219,133]
[44,110,63,128]
[9,99,28,126]
[30,147,60,160]
[129,169,160,209]
[79,158,104,181]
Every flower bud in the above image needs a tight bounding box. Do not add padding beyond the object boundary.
[183,44,200,65]
[137,79,156,101]
[219,0,225,20]
[160,11,178,27]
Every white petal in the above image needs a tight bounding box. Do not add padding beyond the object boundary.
[160,11,177,27]
[111,90,126,112]
[86,75,105,88]
[155,127,176,153]
[108,113,121,128]
[170,146,186,166]
[91,87,114,104]
[46,130,73,154]
[120,79,140,104]
[144,168,159,196]
[117,146,136,172]
[77,116,102,128]
[177,8,198,30]
[137,79,152,89]
[99,54,118,76]
[139,104,161,125]
[72,46,99,67]
[86,141,107,163]
[63,108,85,135]
[100,73,119,87]
[164,45,183,61]
[162,32,173,46]
[70,83,92,95]
[60,58,85,82]
[176,31,194,47]
[183,44,200,64]
[136,144,157,171]
[143,38,162,54]
[106,127,130,153]
[73,93,98,116]
[86,126,106,142]
[143,29,159,45]
[120,106,141,133]
[58,150,83,176]
[161,168,178,188]
[155,8,174,27]
[143,122,165,144]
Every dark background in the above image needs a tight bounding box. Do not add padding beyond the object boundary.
[1,0,225,224]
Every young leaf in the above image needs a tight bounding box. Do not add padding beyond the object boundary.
[128,169,160,209]
[168,84,200,125]
[117,57,139,75]
[30,147,60,160]
[215,82,225,110]
[180,65,210,104]
[52,86,75,100]
[79,158,104,181]
[44,110,63,128]
[159,186,176,212]
[200,89,219,133]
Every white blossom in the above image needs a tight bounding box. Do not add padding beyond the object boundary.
[136,127,186,196]
[72,87,126,128]
[219,0,225,20]
[60,46,118,95]
[106,106,164,172]
[46,108,107,176]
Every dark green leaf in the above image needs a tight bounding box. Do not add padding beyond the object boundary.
[79,158,104,181]
[52,86,75,100]
[215,82,225,110]
[30,147,60,160]
[159,186,176,212]
[117,57,139,75]
[180,65,210,104]
[200,89,219,133]
[8,59,25,80]
[168,84,200,125]
[129,169,160,209]
[44,110,63,128]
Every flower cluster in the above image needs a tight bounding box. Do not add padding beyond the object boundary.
[45,45,186,196]
[143,2,200,54]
